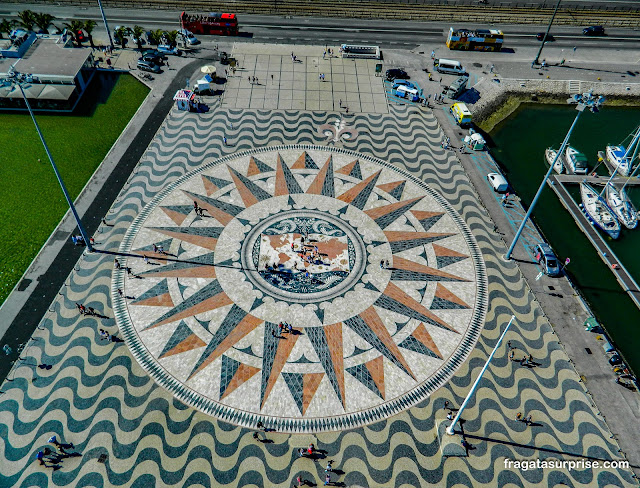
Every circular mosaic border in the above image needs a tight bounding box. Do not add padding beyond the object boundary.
[113,144,488,433]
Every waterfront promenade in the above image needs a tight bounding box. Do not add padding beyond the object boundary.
[0,38,639,487]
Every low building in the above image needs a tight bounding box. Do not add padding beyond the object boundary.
[0,35,95,111]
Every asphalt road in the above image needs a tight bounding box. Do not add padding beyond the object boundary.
[1,4,640,50]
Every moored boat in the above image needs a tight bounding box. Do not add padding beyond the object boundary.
[580,181,620,239]
[544,147,563,174]
[605,145,633,177]
[605,183,638,230]
[565,146,589,175]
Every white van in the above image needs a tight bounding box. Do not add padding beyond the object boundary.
[434,58,467,75]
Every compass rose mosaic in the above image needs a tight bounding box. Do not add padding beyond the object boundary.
[113,145,488,432]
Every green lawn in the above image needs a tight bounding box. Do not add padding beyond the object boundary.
[0,73,149,304]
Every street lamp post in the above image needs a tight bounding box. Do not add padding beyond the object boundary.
[10,72,94,252]
[533,0,562,67]
[446,315,516,435]
[97,0,114,50]
[504,91,604,261]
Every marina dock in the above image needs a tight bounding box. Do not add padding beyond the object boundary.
[547,175,640,310]
[555,174,640,186]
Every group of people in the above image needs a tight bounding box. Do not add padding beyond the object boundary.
[75,303,97,316]
[99,328,124,343]
[515,412,533,425]
[71,235,94,246]
[36,436,76,470]
[278,322,294,334]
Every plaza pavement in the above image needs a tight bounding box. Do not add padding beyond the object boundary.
[0,41,638,487]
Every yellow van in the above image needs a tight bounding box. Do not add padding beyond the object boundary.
[450,102,472,126]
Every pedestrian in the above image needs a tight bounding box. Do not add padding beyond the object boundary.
[446,411,453,420]
[256,77,259,85]
[525,414,532,425]
[573,46,577,52]
[144,255,150,265]
[117,288,124,297]
[380,259,385,269]
[509,349,515,361]
[230,122,234,130]
[507,341,511,349]
[114,258,121,269]
[166,59,169,68]
[87,307,96,316]
[323,50,326,59]
[297,475,303,487]
[272,330,277,337]
[520,356,526,366]
[298,448,305,458]
[490,64,494,73]
[307,443,314,456]
[48,436,74,452]
[271,74,274,82]
[321,74,325,81]
[257,421,265,431]
[345,107,349,113]
[99,328,109,340]
[324,473,331,486]
[560,58,565,66]
[516,412,522,422]
[325,460,333,472]
[339,99,342,107]
[319,73,322,81]
[528,354,533,364]
[444,400,449,410]
[248,75,251,84]
[223,136,227,146]
[431,50,435,59]
[288,323,293,334]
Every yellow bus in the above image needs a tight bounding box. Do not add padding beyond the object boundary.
[446,27,503,52]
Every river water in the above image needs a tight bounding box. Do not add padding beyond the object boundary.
[490,103,640,375]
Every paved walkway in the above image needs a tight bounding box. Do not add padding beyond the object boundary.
[0,42,635,486]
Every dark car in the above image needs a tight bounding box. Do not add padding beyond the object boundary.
[534,242,561,277]
[583,25,605,36]
[141,49,167,60]
[139,53,164,65]
[536,32,555,41]
[137,60,161,73]
[385,68,409,82]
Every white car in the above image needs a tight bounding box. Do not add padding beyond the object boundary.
[157,44,182,56]
[487,172,508,193]
[178,29,200,45]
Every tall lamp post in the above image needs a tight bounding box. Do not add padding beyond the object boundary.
[504,91,604,261]
[446,315,516,435]
[7,70,94,252]
[97,0,114,50]
[532,0,562,67]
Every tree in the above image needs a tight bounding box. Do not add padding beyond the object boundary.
[33,13,55,34]
[147,29,163,46]
[63,20,86,47]
[132,25,145,51]
[17,10,36,31]
[114,26,129,49]
[83,19,97,49]
[0,18,14,39]
[163,30,178,48]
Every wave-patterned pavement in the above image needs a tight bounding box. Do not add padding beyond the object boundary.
[0,104,635,488]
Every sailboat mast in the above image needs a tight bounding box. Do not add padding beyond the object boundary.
[601,126,640,196]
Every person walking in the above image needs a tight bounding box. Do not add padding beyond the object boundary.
[325,460,333,472]
[223,136,227,146]
[324,473,331,486]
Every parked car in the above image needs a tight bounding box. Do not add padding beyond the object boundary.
[392,80,416,90]
[139,54,164,66]
[533,242,561,277]
[157,44,182,56]
[137,60,161,73]
[536,32,555,41]
[385,68,409,82]
[141,49,166,60]
[583,25,605,36]
[487,172,508,192]
[178,29,200,45]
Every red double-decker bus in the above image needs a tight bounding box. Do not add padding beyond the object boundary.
[180,12,239,36]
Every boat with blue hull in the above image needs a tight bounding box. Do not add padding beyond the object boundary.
[580,181,621,239]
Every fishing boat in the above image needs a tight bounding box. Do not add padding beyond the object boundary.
[580,181,620,239]
[544,148,564,174]
[605,183,638,230]
[605,126,640,177]
[564,146,589,175]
